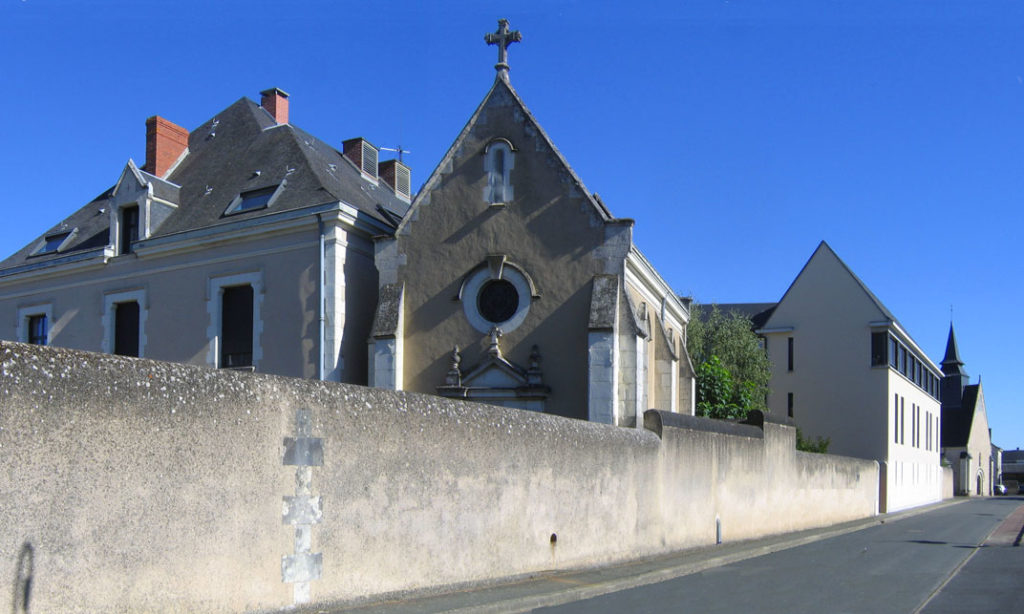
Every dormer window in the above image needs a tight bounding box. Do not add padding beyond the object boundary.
[119,205,139,255]
[33,231,73,256]
[224,184,282,216]
[483,139,514,204]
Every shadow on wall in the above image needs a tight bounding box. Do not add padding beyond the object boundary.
[11,542,33,614]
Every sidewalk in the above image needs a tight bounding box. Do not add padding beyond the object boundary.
[296,499,966,614]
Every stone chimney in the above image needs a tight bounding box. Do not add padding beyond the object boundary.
[144,116,189,178]
[378,159,411,200]
[260,88,289,124]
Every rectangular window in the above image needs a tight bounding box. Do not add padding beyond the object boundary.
[894,394,899,443]
[914,405,919,447]
[926,411,931,451]
[899,345,908,376]
[113,301,140,357]
[900,398,905,445]
[889,336,899,368]
[787,392,794,418]
[27,314,47,345]
[227,185,279,214]
[221,285,254,368]
[871,332,888,366]
[120,205,139,255]
[787,337,794,371]
[34,232,70,256]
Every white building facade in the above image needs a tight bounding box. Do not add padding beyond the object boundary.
[759,242,944,512]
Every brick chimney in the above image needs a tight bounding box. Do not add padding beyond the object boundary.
[260,87,289,124]
[144,116,189,178]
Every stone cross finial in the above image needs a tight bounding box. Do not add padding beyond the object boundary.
[485,19,522,81]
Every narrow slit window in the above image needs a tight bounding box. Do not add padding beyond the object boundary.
[900,398,905,445]
[894,394,899,444]
[483,140,514,204]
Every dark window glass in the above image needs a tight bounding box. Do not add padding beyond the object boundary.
[899,346,907,376]
[37,233,69,255]
[27,314,47,345]
[889,336,898,368]
[787,392,794,418]
[894,394,899,443]
[477,279,518,323]
[120,205,139,255]
[913,405,918,447]
[871,332,887,366]
[787,337,794,371]
[235,186,276,212]
[221,285,254,368]
[114,301,140,357]
[900,398,905,444]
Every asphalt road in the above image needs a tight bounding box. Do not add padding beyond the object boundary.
[534,497,1024,614]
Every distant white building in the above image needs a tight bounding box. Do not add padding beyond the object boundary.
[755,242,944,512]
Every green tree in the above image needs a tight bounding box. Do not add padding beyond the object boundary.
[688,304,771,419]
[795,428,830,454]
[696,355,745,419]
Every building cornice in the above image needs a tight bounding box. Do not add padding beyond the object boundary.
[869,319,941,374]
[625,246,689,327]
[0,201,392,287]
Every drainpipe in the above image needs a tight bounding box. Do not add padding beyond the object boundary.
[317,214,326,381]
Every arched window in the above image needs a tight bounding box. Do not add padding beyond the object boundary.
[483,139,514,204]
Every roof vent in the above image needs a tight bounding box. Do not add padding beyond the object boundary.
[342,137,379,181]
[378,159,412,201]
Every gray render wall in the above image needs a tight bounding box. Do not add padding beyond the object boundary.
[0,341,878,613]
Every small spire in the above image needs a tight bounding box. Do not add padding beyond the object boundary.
[941,322,965,371]
[445,346,462,387]
[485,18,522,82]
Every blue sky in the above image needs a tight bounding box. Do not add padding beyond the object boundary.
[1,1,1021,449]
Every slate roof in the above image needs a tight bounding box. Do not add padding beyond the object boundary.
[941,383,979,448]
[0,96,410,271]
[941,323,966,374]
[1003,449,1024,463]
[698,302,778,330]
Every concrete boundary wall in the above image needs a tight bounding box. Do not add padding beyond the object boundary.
[0,342,878,613]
